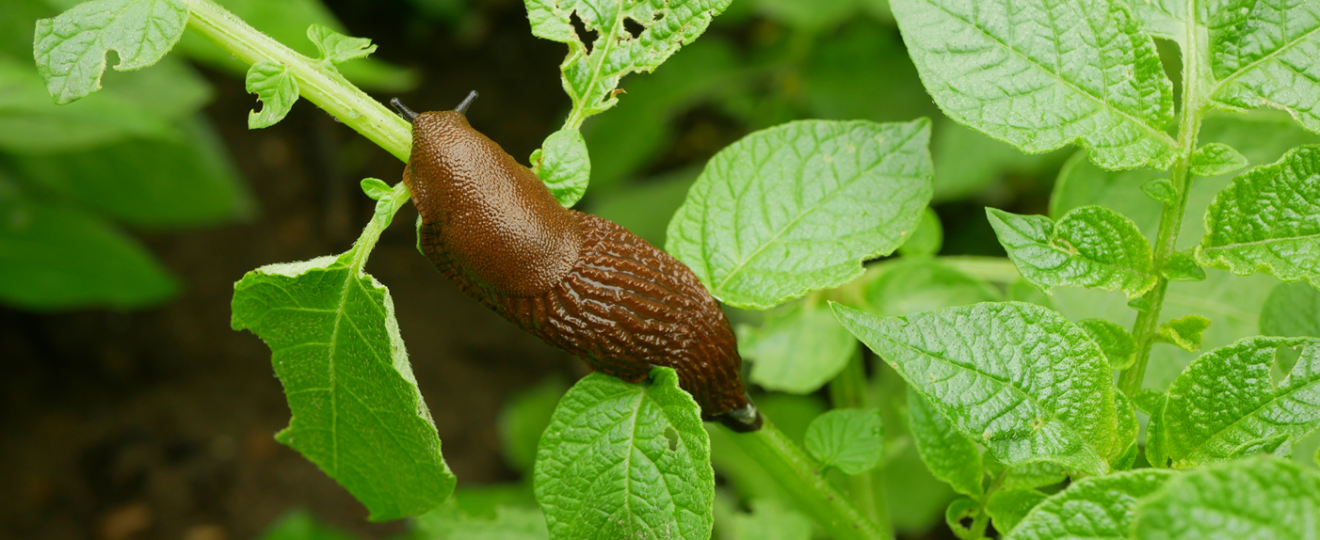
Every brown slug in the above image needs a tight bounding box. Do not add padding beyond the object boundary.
[393,93,761,432]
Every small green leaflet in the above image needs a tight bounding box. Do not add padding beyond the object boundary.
[1077,319,1137,369]
[1208,1,1320,133]
[524,0,733,122]
[1132,457,1320,540]
[906,391,983,498]
[889,0,1177,170]
[246,62,298,129]
[33,0,188,104]
[533,367,712,540]
[986,489,1047,536]
[1142,178,1178,205]
[832,302,1118,475]
[1161,337,1320,468]
[803,408,884,475]
[1156,314,1211,352]
[666,119,933,309]
[1162,250,1206,282]
[736,297,857,394]
[1198,145,1320,286]
[1005,469,1175,540]
[306,24,377,66]
[1260,282,1320,338]
[531,128,590,207]
[987,206,1157,299]
[1190,143,1249,177]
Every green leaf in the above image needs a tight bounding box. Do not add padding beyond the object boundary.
[906,391,983,498]
[1132,456,1320,540]
[860,258,1003,317]
[1113,390,1140,470]
[666,119,933,309]
[246,61,299,129]
[1197,145,1320,286]
[33,0,188,104]
[306,24,376,65]
[1142,178,1178,205]
[9,117,250,228]
[992,460,1070,491]
[1146,390,1171,468]
[1162,337,1320,468]
[1208,1,1320,133]
[1261,281,1320,338]
[498,378,568,473]
[360,178,392,202]
[889,0,1177,170]
[1162,250,1207,282]
[230,229,456,520]
[899,207,943,257]
[723,499,811,540]
[986,489,1047,536]
[532,128,590,207]
[1077,318,1137,370]
[525,0,733,122]
[257,509,359,540]
[1005,469,1176,540]
[737,297,857,394]
[1191,143,1249,177]
[986,206,1157,299]
[944,497,980,539]
[832,302,1118,475]
[1156,314,1211,352]
[804,408,884,475]
[0,178,176,310]
[533,367,712,540]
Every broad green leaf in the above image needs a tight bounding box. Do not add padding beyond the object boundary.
[531,128,590,207]
[1191,143,1249,177]
[589,169,696,247]
[907,391,983,498]
[723,499,811,540]
[246,61,298,129]
[986,489,1047,536]
[1077,319,1137,369]
[832,302,1118,475]
[1162,337,1320,468]
[1208,0,1320,133]
[1132,456,1320,540]
[1261,281,1320,338]
[991,460,1070,491]
[33,0,188,104]
[257,509,358,540]
[0,178,176,310]
[1156,314,1211,352]
[1162,250,1206,282]
[230,211,455,519]
[804,408,884,475]
[736,297,857,394]
[1197,145,1320,286]
[306,24,376,65]
[667,119,933,309]
[898,207,943,257]
[889,0,1177,170]
[9,117,250,227]
[1005,469,1175,540]
[524,0,733,121]
[860,258,1003,317]
[987,207,1157,298]
[534,367,712,540]
[498,377,568,473]
[1113,390,1140,470]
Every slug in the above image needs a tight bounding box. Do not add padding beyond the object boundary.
[393,93,762,432]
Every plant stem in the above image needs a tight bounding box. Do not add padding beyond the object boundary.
[828,349,894,539]
[181,0,413,162]
[1119,1,1209,397]
[729,418,887,540]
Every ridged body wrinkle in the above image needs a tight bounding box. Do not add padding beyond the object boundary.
[402,108,760,431]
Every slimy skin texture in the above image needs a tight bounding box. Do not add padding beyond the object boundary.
[402,108,761,432]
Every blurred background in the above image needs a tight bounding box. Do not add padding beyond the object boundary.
[0,0,1075,538]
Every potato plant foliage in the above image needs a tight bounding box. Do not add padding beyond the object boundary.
[29,0,1320,539]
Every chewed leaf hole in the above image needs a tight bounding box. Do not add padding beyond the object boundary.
[569,12,598,53]
[664,426,679,451]
[623,17,645,39]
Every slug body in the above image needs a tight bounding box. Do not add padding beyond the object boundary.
[402,104,761,432]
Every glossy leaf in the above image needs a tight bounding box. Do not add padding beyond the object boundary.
[1191,143,1249,177]
[987,206,1157,298]
[33,0,188,104]
[1005,469,1175,540]
[1162,337,1320,468]
[534,367,712,540]
[832,302,1118,475]
[986,489,1047,536]
[667,119,933,309]
[889,0,1177,170]
[1156,314,1211,352]
[246,61,298,129]
[1132,457,1320,540]
[907,391,983,498]
[737,298,857,394]
[1260,281,1320,338]
[532,128,590,207]
[804,408,884,475]
[1197,145,1320,286]
[1209,1,1320,133]
[1077,318,1137,370]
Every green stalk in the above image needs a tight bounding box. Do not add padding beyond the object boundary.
[1119,1,1210,397]
[730,418,885,540]
[828,349,894,539]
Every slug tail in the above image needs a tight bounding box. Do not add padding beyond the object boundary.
[717,402,763,433]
